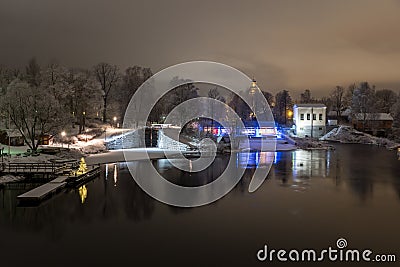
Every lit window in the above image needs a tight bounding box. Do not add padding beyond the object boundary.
[300,113,304,120]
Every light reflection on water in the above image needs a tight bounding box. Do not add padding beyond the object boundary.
[0,144,399,266]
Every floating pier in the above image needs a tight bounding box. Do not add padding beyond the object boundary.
[17,181,67,204]
[17,167,100,205]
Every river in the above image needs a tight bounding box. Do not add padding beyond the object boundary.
[0,144,399,266]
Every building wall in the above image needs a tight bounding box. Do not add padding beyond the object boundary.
[352,120,393,131]
[352,119,393,137]
[293,107,326,138]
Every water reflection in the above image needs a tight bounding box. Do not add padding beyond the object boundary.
[78,185,87,204]
[0,145,398,235]
[291,149,329,178]
[113,164,118,187]
[237,151,274,168]
[0,144,399,267]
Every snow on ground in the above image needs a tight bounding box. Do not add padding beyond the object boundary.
[320,125,400,149]
[7,153,60,163]
[0,144,29,155]
[0,174,24,184]
[293,138,335,150]
[53,127,132,155]
[276,140,298,151]
[0,128,134,166]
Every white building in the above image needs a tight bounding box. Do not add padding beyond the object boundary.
[293,104,327,138]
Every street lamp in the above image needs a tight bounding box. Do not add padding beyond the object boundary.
[113,116,117,128]
[61,131,66,148]
[82,111,86,132]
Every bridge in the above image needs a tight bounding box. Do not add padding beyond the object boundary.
[95,125,297,166]
[85,148,200,165]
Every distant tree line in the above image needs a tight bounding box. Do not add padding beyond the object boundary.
[0,58,152,151]
[264,83,400,129]
[1,57,400,150]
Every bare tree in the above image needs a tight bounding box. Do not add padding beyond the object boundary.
[391,93,400,127]
[25,57,41,87]
[274,90,292,125]
[352,82,376,131]
[330,86,345,119]
[300,89,312,103]
[343,83,356,108]
[261,91,274,106]
[0,80,65,152]
[375,89,397,113]
[93,63,119,123]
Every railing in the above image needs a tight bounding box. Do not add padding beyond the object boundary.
[4,162,77,174]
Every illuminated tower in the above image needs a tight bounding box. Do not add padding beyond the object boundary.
[249,78,257,119]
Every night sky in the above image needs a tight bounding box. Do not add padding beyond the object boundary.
[1,0,400,96]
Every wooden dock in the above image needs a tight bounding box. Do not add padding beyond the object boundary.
[17,167,100,205]
[17,181,67,204]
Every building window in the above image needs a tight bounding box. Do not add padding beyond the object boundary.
[307,113,310,120]
[319,114,323,120]
[300,113,304,120]
[312,114,316,120]
[319,127,322,130]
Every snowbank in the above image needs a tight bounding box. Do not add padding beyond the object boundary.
[320,126,400,149]
[293,138,335,150]
[0,174,24,184]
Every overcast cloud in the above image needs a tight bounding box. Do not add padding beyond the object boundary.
[1,0,400,97]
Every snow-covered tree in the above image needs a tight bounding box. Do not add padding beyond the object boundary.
[391,93,400,127]
[0,80,65,151]
[64,68,102,133]
[343,83,356,109]
[41,62,69,101]
[0,66,20,94]
[110,65,152,122]
[25,57,41,87]
[352,82,376,131]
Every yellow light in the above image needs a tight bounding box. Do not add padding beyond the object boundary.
[287,110,293,117]
[250,79,257,95]
[78,185,87,204]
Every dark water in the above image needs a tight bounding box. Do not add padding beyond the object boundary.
[0,144,399,267]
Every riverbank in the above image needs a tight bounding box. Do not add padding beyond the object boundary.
[320,126,400,150]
